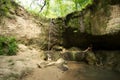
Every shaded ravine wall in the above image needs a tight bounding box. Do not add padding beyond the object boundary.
[43,0,120,72]
[48,0,120,50]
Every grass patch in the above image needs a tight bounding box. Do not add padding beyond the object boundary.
[0,36,18,55]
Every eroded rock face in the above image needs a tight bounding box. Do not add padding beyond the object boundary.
[67,1,120,35]
[106,5,120,34]
[50,0,120,72]
[49,1,120,50]
[58,0,120,50]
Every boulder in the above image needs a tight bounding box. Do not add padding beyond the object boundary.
[85,51,97,65]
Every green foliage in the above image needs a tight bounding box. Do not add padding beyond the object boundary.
[0,36,18,55]
[0,0,12,16]
[15,0,93,18]
[74,0,93,10]
[45,0,93,17]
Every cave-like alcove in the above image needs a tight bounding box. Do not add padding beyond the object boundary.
[62,27,120,50]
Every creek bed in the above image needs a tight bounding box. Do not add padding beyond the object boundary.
[23,61,120,80]
[61,61,120,80]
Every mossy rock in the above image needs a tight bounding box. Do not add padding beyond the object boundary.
[43,51,62,61]
[85,51,97,65]
[62,51,85,61]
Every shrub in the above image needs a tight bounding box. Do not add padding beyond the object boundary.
[0,0,11,16]
[0,36,18,55]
